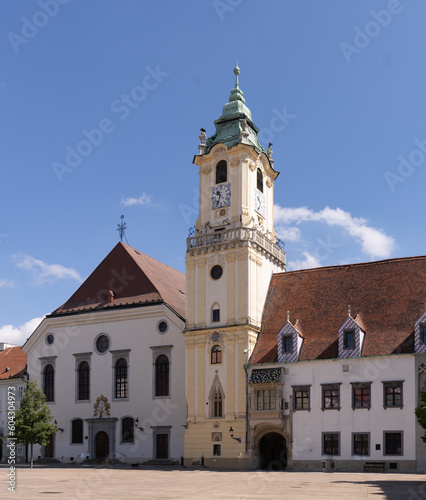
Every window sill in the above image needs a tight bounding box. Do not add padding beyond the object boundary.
[352,406,370,410]
[112,398,129,402]
[383,405,403,410]
[153,395,170,399]
[321,407,341,412]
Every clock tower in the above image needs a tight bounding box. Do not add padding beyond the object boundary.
[183,65,286,468]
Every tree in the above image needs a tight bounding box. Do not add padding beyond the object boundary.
[14,380,57,468]
[415,391,426,443]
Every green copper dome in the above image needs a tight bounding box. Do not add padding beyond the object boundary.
[205,64,267,154]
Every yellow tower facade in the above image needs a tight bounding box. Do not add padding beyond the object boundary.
[184,66,286,468]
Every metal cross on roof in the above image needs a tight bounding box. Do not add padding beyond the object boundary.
[117,215,127,243]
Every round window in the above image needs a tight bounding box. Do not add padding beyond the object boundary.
[96,334,110,353]
[210,265,223,280]
[46,333,54,345]
[158,321,168,334]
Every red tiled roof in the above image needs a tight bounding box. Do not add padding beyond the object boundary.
[51,242,185,318]
[0,346,27,380]
[250,256,426,364]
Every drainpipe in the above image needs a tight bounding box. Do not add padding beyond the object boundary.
[244,364,248,453]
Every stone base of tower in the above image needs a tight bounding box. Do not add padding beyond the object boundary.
[184,419,253,470]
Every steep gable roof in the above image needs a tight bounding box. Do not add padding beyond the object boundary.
[51,242,185,318]
[0,346,27,380]
[250,255,426,364]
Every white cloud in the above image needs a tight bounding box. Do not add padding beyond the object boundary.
[121,193,152,206]
[275,226,301,242]
[287,252,321,271]
[0,316,44,346]
[13,254,83,285]
[0,279,14,288]
[274,205,395,258]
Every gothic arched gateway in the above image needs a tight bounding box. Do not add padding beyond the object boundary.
[258,432,287,470]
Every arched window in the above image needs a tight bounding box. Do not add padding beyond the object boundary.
[155,354,169,397]
[121,417,134,443]
[77,361,90,401]
[43,364,54,402]
[211,345,222,364]
[257,168,263,192]
[115,358,128,399]
[216,160,227,184]
[212,390,223,418]
[71,419,83,444]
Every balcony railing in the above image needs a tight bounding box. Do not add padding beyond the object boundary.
[187,226,286,265]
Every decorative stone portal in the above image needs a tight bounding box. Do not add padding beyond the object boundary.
[86,418,117,460]
[258,432,287,471]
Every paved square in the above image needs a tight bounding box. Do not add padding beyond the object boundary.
[1,465,426,499]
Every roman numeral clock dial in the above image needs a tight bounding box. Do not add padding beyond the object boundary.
[254,189,266,218]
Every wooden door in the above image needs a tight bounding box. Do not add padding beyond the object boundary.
[95,431,109,459]
[156,433,168,459]
[44,435,54,459]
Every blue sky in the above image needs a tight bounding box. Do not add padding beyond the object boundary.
[1,0,426,345]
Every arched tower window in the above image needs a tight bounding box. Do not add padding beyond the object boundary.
[257,168,263,193]
[155,354,170,397]
[43,364,54,402]
[115,358,128,399]
[211,345,222,364]
[216,160,227,184]
[209,375,225,418]
[77,361,90,401]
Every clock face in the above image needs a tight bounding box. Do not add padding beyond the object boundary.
[254,189,266,218]
[211,183,231,209]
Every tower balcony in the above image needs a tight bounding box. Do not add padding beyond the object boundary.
[186,226,286,267]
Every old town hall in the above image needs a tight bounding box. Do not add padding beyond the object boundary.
[17,66,426,472]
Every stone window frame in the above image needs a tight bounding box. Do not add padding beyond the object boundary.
[383,430,403,456]
[255,388,277,411]
[383,380,404,409]
[110,349,130,402]
[351,382,372,410]
[352,432,370,457]
[292,385,311,412]
[73,352,92,403]
[322,432,340,456]
[321,383,341,411]
[150,345,173,400]
[39,356,56,404]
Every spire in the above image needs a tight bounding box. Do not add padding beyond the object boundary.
[203,64,268,155]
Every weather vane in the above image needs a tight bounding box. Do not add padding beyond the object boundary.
[117,215,127,242]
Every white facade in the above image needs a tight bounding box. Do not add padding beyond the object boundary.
[248,354,419,471]
[0,379,26,464]
[24,303,186,464]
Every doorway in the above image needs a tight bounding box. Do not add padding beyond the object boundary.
[44,435,54,459]
[155,433,169,459]
[258,432,287,470]
[95,431,109,459]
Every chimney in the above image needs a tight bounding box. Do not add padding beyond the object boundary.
[105,290,114,304]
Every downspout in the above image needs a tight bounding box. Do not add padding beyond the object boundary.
[244,364,248,453]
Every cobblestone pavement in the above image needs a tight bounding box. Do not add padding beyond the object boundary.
[1,465,425,499]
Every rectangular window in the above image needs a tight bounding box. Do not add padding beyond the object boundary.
[383,381,403,408]
[17,386,24,400]
[420,324,426,344]
[322,384,340,410]
[256,390,276,410]
[322,433,340,456]
[352,383,371,409]
[71,419,83,444]
[212,309,220,322]
[213,444,221,456]
[293,386,310,411]
[283,336,293,353]
[344,329,355,350]
[353,433,369,456]
[384,431,403,455]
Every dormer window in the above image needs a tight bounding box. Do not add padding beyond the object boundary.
[257,169,263,192]
[421,324,426,344]
[343,329,355,350]
[216,160,227,184]
[414,312,426,353]
[283,336,293,353]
